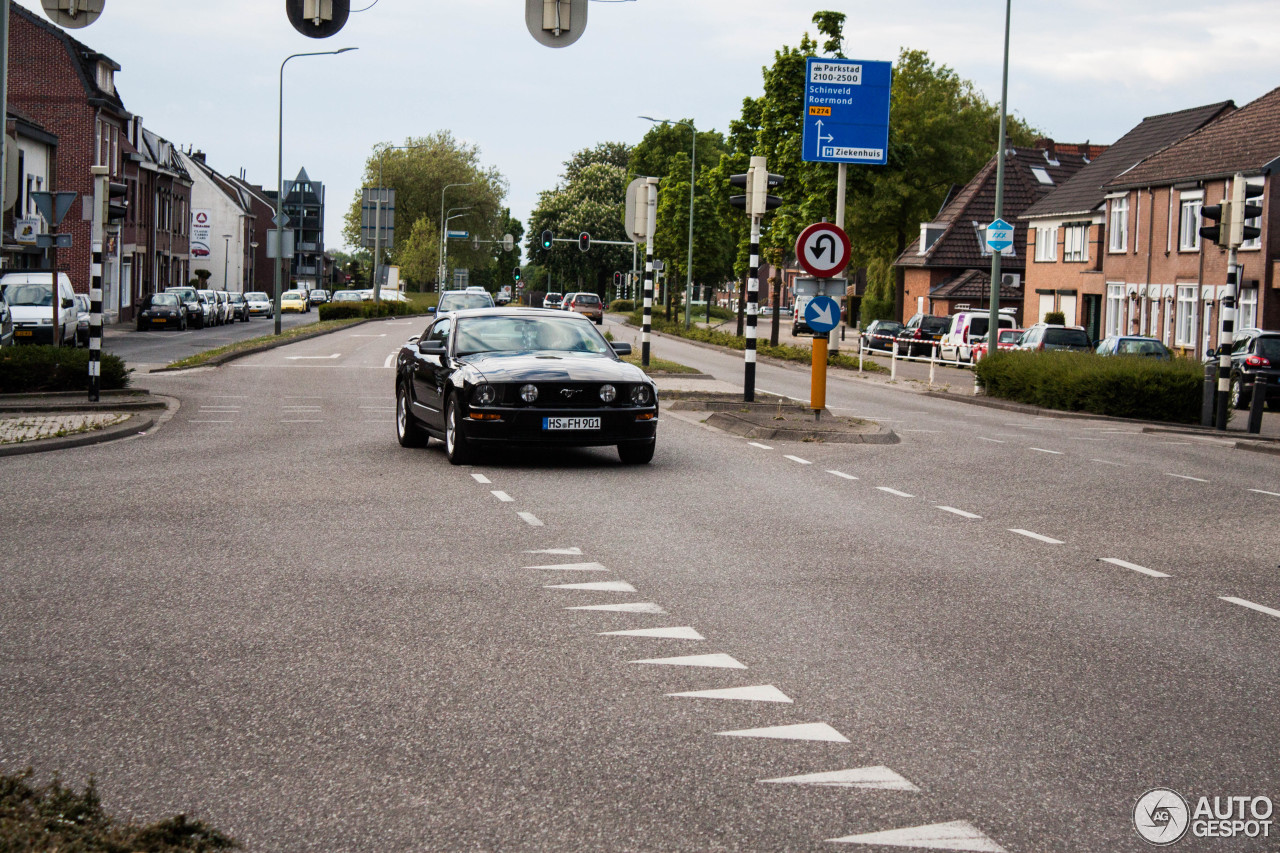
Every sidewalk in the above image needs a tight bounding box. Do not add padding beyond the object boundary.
[0,390,167,456]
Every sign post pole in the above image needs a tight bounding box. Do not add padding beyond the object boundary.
[795,222,850,419]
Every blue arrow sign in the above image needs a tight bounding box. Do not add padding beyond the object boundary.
[805,296,840,334]
[985,218,1014,252]
[802,58,892,166]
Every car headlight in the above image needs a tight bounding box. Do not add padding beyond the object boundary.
[630,384,652,406]
[520,383,539,403]
[39,317,52,325]
[599,384,617,403]
[473,384,497,406]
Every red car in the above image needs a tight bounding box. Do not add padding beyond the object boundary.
[971,328,1024,361]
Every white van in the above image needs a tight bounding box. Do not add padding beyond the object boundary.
[0,271,79,346]
[940,310,1016,363]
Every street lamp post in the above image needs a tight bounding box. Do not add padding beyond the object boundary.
[640,116,696,328]
[442,208,472,289]
[221,234,232,291]
[439,183,474,291]
[276,46,357,335]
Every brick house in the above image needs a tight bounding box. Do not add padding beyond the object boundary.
[1019,102,1232,340]
[894,140,1105,324]
[7,3,131,318]
[125,124,192,312]
[228,175,277,293]
[1100,86,1280,357]
[3,108,57,271]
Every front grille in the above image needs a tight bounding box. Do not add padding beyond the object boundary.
[492,383,643,409]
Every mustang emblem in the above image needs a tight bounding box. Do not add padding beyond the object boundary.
[560,389,581,398]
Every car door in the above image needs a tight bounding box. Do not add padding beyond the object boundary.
[410,317,452,429]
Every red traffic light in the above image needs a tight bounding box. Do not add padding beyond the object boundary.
[579,232,591,252]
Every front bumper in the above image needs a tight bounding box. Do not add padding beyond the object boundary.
[13,325,54,344]
[459,406,658,447]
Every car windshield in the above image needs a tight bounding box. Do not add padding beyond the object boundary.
[999,330,1022,344]
[1256,337,1280,361]
[1117,338,1165,356]
[246,293,268,300]
[4,283,52,306]
[439,293,495,312]
[454,316,613,357]
[921,317,949,333]
[150,293,179,307]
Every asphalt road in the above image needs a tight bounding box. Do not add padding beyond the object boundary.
[103,310,317,371]
[2,315,1278,852]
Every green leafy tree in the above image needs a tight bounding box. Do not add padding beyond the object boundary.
[344,131,509,289]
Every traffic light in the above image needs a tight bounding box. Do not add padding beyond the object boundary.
[613,271,622,289]
[106,181,128,224]
[1199,200,1231,249]
[728,170,753,212]
[541,229,553,250]
[286,0,350,38]
[1234,179,1264,245]
[578,232,591,252]
[728,165,785,216]
[513,267,521,282]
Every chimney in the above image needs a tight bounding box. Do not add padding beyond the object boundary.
[1034,137,1056,156]
[192,150,206,164]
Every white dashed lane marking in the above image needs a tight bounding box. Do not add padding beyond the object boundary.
[518,512,544,527]
[749,442,774,450]
[1030,447,1064,455]
[936,506,982,519]
[1009,529,1064,544]
[877,487,914,498]
[1250,489,1280,497]
[545,581,637,593]
[1165,473,1209,483]
[827,470,858,480]
[784,455,812,465]
[978,437,1005,444]
[632,653,747,669]
[526,547,583,555]
[760,766,919,791]
[717,722,850,743]
[669,684,792,703]
[600,626,704,640]
[1099,557,1169,578]
[492,491,515,502]
[1091,459,1126,466]
[1221,597,1280,620]
[472,473,492,484]
[827,820,1008,851]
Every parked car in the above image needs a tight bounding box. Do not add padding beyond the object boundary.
[1,272,79,346]
[228,292,250,322]
[166,286,209,329]
[0,295,12,347]
[135,292,188,331]
[74,293,91,346]
[940,311,1017,363]
[309,289,330,306]
[198,290,224,325]
[394,307,657,465]
[245,291,272,317]
[971,328,1026,361]
[563,292,604,324]
[896,313,950,357]
[861,319,903,352]
[436,289,495,313]
[280,290,309,313]
[332,290,364,303]
[1227,328,1280,410]
[542,291,564,309]
[1094,335,1171,359]
[216,291,232,323]
[792,295,814,336]
[1016,323,1092,352]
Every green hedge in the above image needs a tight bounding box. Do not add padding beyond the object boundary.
[973,350,1203,422]
[609,299,635,313]
[318,300,413,322]
[0,345,130,393]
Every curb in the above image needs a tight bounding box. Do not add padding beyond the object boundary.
[0,411,155,457]
[627,321,889,376]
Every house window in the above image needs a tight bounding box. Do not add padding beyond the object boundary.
[1109,197,1128,252]
[1175,285,1198,346]
[1239,287,1258,330]
[1178,194,1203,251]
[1241,179,1264,250]
[1034,226,1057,262]
[1106,283,1126,336]
[1063,223,1088,262]
[1031,167,1054,186]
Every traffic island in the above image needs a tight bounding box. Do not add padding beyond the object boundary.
[663,390,898,444]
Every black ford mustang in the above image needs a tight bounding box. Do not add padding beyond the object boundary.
[395,308,658,464]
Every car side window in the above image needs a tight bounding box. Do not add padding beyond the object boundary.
[1233,336,1250,355]
[427,318,451,346]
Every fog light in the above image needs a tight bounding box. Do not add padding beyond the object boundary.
[520,383,539,403]
[599,384,617,403]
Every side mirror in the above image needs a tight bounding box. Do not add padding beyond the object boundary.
[417,339,447,356]
[610,342,633,356]
[62,297,75,309]
[427,306,437,314]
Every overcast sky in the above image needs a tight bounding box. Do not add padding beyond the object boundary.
[16,0,1280,256]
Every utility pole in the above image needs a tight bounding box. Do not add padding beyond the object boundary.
[642,177,658,367]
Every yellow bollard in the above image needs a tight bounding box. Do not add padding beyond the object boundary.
[811,334,828,420]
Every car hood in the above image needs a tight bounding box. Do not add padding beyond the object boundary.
[464,352,650,384]
[9,305,69,322]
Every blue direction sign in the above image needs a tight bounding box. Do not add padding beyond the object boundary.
[804,296,841,334]
[985,218,1014,253]
[802,57,892,165]
[447,230,469,239]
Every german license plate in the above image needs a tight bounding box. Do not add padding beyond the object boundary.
[543,417,600,431]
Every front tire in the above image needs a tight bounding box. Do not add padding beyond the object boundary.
[396,383,427,448]
[618,439,655,465]
[444,397,473,465]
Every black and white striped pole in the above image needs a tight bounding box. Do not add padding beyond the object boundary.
[89,165,108,403]
[642,177,658,367]
[745,210,761,401]
[1215,257,1238,431]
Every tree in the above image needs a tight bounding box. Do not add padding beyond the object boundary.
[344,131,509,289]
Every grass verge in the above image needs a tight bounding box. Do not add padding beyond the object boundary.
[622,354,700,374]
[165,318,366,369]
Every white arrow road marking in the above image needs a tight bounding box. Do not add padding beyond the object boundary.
[284,354,341,360]
[526,547,583,555]
[826,820,1007,851]
[491,491,514,502]
[518,512,544,527]
[600,627,704,640]
[1009,529,1064,544]
[471,474,492,484]
[1165,473,1209,482]
[760,766,919,791]
[1029,447,1064,455]
[978,437,1005,444]
[1249,489,1280,497]
[669,684,792,703]
[524,562,609,572]
[827,470,858,480]
[718,722,849,743]
[567,602,666,614]
[383,353,396,368]
[1221,597,1280,620]
[936,506,982,519]
[545,581,637,593]
[877,487,914,498]
[633,653,746,669]
[1099,557,1169,578]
